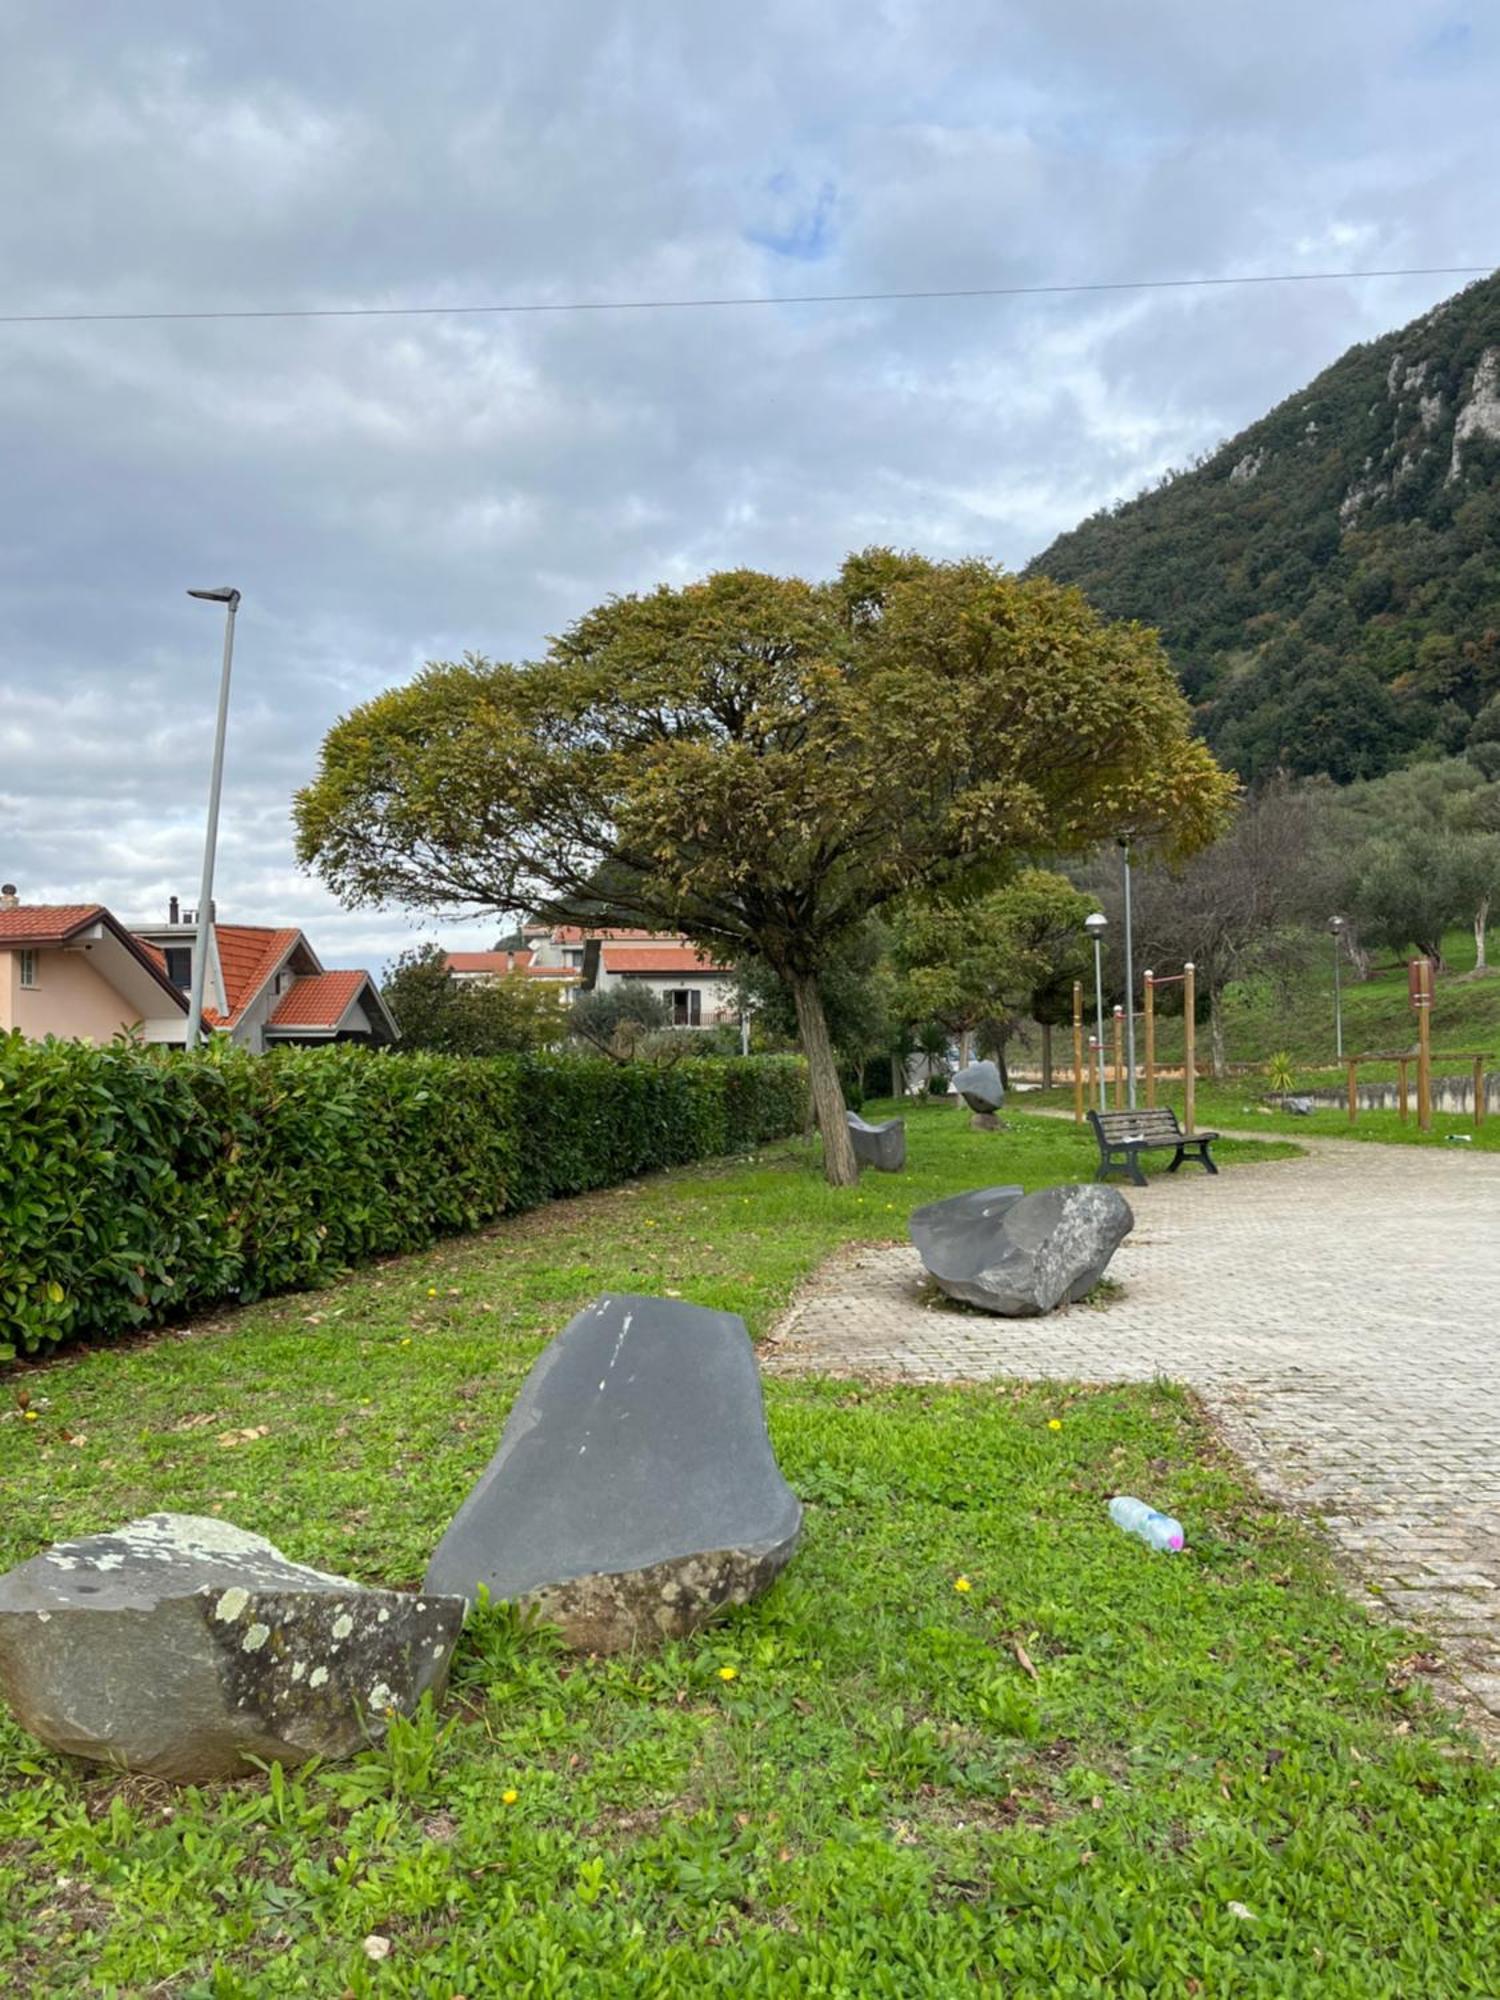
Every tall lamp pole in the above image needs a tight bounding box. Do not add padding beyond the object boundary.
[1085,910,1109,1110]
[1330,915,1345,1062]
[1118,835,1137,1109]
[184,587,241,1051]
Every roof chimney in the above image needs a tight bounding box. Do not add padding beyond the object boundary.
[0,884,18,910]
[169,894,180,924]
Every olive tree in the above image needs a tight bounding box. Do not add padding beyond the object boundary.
[296,552,1232,1184]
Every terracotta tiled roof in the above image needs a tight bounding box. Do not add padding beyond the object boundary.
[602,946,731,974]
[0,905,187,1012]
[205,926,303,1028]
[446,950,534,973]
[548,925,660,944]
[0,904,107,942]
[267,970,368,1029]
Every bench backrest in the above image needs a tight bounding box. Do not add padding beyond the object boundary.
[1089,1107,1183,1141]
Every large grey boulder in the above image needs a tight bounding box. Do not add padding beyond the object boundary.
[910,1182,1133,1316]
[847,1110,906,1172]
[425,1294,802,1653]
[953,1060,1004,1114]
[0,1514,465,1782]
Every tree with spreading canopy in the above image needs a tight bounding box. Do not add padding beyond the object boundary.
[295,551,1234,1184]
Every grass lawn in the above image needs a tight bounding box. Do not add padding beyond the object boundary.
[3,1106,1496,1996]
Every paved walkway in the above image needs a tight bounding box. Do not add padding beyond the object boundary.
[766,1137,1500,1733]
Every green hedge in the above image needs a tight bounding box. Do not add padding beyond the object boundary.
[0,1037,808,1359]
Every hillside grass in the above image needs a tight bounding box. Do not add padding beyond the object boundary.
[5,1106,1497,1996]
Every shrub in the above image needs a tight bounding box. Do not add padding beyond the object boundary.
[0,1036,807,1359]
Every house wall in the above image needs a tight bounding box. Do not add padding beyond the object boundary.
[610,973,738,1025]
[0,947,140,1043]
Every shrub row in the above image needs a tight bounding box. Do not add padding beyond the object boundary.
[0,1037,808,1359]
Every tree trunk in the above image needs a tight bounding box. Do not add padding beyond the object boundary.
[788,971,858,1186]
[1041,1022,1053,1090]
[1208,984,1228,1080]
[1476,898,1490,973]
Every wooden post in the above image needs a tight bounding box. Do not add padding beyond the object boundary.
[1346,1059,1358,1124]
[1183,961,1196,1136]
[1072,982,1084,1127]
[1417,960,1432,1133]
[1112,1006,1124,1097]
[1397,1057,1409,1123]
[1474,1055,1486,1131]
[1143,970,1156,1108]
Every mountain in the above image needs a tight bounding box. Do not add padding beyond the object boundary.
[1026,274,1500,783]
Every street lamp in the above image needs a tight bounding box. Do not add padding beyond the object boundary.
[1329,915,1346,1062]
[184,587,241,1051]
[1085,910,1109,1109]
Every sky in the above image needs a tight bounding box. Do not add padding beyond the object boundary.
[1,2,1495,971]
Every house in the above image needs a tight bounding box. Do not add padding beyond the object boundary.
[132,898,398,1050]
[0,889,191,1044]
[521,925,738,1028]
[445,945,581,996]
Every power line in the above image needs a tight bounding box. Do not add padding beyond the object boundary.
[0,263,1490,328]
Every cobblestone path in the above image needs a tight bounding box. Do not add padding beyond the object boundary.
[765,1137,1500,1733]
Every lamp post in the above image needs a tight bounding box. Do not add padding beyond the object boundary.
[184,587,241,1051]
[1330,915,1345,1062]
[1118,835,1137,1108]
[1085,910,1109,1110]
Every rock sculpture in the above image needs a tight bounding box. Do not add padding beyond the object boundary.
[910,1182,1133,1316]
[952,1059,1005,1127]
[0,1514,464,1781]
[846,1110,906,1172]
[425,1294,802,1653]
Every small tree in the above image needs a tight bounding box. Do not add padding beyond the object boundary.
[890,871,1094,1087]
[297,553,1232,1184]
[382,944,565,1054]
[567,984,669,1061]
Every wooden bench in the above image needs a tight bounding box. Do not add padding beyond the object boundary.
[1087,1107,1219,1188]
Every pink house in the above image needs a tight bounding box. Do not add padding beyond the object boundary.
[0,894,190,1044]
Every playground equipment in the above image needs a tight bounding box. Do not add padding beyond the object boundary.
[1141,964,1197,1136]
[1341,958,1491,1134]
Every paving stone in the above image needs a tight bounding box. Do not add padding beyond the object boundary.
[765,1135,1500,1743]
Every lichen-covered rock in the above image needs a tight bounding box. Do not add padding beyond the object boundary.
[424,1294,802,1653]
[0,1515,464,1781]
[847,1110,906,1173]
[910,1183,1133,1316]
[952,1060,1004,1114]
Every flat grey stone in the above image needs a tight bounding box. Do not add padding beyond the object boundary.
[847,1111,906,1172]
[424,1294,802,1653]
[0,1514,464,1782]
[953,1060,1004,1113]
[910,1183,1133,1316]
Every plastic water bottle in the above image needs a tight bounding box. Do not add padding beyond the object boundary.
[1108,1495,1185,1553]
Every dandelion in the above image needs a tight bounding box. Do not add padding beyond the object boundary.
[1048,1418,1062,1432]
[501,1787,519,1805]
[718,1665,739,1682]
[23,1410,39,1424]
[400,1337,412,1348]
[427,1287,437,1297]
[954,1576,972,1594]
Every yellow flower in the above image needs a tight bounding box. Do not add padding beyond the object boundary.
[954,1576,972,1593]
[501,1787,519,1805]
[400,1337,412,1348]
[717,1665,738,1682]
[23,1410,39,1424]
[1048,1418,1062,1431]
[427,1287,437,1297]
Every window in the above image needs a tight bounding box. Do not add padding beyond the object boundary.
[163,947,193,989]
[18,949,37,989]
[564,948,584,967]
[666,987,701,1027]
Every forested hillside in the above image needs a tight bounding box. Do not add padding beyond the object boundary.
[1028,273,1500,783]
